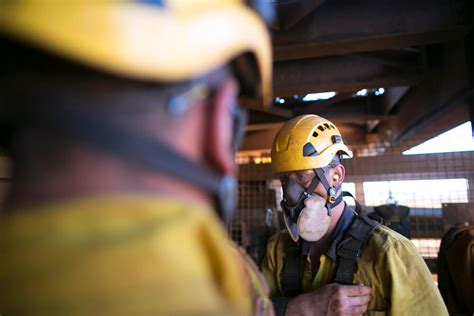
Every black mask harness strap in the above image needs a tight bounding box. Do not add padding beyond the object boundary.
[21,101,243,223]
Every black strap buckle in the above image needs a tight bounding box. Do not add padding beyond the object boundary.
[337,245,361,259]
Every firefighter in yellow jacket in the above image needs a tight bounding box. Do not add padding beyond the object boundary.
[0,1,273,315]
[262,114,448,315]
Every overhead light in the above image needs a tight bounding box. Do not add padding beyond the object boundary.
[302,91,336,102]
[375,88,385,96]
[355,88,368,97]
[275,97,286,104]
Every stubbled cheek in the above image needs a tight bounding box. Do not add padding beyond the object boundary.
[302,181,311,188]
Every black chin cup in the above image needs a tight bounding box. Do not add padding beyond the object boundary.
[280,171,322,223]
[280,191,310,223]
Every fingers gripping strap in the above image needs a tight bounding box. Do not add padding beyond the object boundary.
[333,215,381,284]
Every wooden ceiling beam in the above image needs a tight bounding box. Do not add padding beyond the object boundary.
[273,55,423,97]
[376,41,473,145]
[273,0,473,61]
[274,30,467,62]
[279,0,327,31]
[383,86,410,114]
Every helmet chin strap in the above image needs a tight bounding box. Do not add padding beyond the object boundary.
[23,101,238,223]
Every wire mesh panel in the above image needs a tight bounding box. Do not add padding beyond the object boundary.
[227,163,280,264]
[229,163,276,247]
[346,145,474,265]
[231,142,474,272]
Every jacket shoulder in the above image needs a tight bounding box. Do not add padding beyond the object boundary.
[366,224,416,254]
[266,229,292,249]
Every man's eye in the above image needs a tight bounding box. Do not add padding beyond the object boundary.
[299,174,312,181]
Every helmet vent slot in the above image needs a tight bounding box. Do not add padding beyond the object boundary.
[303,143,319,157]
[318,126,325,132]
[332,135,343,144]
[312,131,319,138]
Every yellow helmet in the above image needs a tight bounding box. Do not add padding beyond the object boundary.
[271,115,353,174]
[0,0,272,105]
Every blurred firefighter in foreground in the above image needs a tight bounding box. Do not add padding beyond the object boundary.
[262,114,448,315]
[0,1,274,315]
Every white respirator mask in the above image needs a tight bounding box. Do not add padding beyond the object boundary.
[280,169,340,242]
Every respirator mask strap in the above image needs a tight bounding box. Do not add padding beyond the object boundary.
[314,168,341,216]
[23,100,240,224]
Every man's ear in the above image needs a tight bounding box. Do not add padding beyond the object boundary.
[206,79,239,175]
[330,164,345,187]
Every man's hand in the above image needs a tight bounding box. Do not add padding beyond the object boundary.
[285,283,371,316]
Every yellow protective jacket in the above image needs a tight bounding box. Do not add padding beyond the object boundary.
[0,195,268,315]
[262,205,448,315]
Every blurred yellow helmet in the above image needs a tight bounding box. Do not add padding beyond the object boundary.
[271,115,353,174]
[0,0,272,105]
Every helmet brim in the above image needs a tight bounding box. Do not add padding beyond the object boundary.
[1,2,272,106]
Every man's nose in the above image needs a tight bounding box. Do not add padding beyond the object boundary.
[288,172,304,184]
[288,172,311,188]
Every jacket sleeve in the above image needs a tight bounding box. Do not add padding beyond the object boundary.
[383,238,448,316]
[261,234,281,298]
